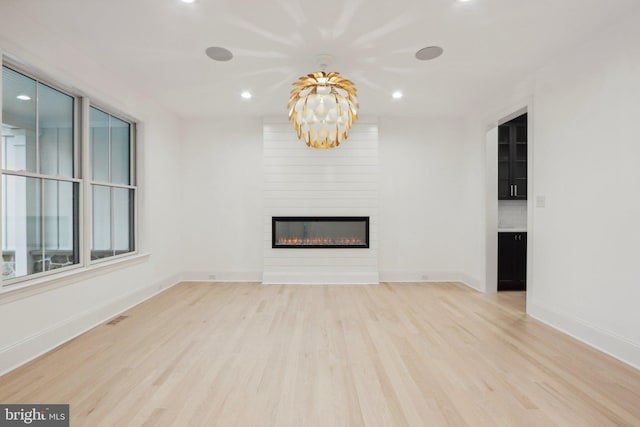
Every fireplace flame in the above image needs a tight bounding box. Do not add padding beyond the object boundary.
[276,237,365,246]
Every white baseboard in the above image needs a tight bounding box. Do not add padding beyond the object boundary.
[180,271,263,282]
[0,273,181,377]
[262,271,379,285]
[379,271,460,282]
[379,271,483,292]
[182,270,482,288]
[528,302,640,370]
[458,273,483,292]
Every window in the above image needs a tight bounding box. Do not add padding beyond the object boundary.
[1,63,138,286]
[89,107,135,260]
[2,67,79,280]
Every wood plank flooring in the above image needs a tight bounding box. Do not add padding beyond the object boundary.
[1,282,639,426]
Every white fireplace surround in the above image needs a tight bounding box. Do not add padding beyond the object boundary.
[262,120,379,285]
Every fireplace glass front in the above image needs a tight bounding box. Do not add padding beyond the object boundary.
[272,217,369,248]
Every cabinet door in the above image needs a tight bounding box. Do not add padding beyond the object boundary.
[497,114,527,200]
[517,233,527,289]
[512,120,527,200]
[498,126,512,200]
[498,233,527,291]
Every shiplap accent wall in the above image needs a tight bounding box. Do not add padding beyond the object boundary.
[263,120,379,284]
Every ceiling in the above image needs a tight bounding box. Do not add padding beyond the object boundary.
[1,0,639,119]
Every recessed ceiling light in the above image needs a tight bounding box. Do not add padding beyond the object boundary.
[392,91,403,99]
[241,91,252,99]
[16,94,31,101]
[415,46,444,61]
[205,46,233,62]
[180,0,195,3]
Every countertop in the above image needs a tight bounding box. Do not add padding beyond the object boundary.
[498,228,527,233]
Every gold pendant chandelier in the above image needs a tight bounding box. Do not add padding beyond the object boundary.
[288,67,359,149]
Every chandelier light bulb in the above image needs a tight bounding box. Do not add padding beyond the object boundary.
[288,71,359,149]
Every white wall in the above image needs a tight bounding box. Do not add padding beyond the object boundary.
[180,117,478,286]
[263,121,379,284]
[179,118,264,281]
[455,119,490,292]
[456,7,640,367]
[378,117,481,288]
[0,9,184,374]
[527,9,640,368]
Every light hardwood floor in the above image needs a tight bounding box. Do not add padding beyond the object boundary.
[1,282,639,426]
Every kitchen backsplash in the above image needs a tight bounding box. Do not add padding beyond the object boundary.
[498,200,527,229]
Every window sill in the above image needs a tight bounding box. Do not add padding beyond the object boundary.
[0,253,150,306]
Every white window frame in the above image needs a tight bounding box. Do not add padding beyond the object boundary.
[84,102,138,265]
[0,56,141,292]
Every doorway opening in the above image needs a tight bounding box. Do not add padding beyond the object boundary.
[497,113,528,291]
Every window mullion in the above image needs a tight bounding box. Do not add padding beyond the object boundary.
[108,115,112,183]
[108,115,114,257]
[110,186,115,257]
[130,124,135,186]
[0,64,4,286]
[132,126,138,253]
[40,177,45,275]
[0,169,81,183]
[88,180,135,190]
[81,97,92,267]
[74,95,79,180]
[35,83,39,175]
[36,86,45,275]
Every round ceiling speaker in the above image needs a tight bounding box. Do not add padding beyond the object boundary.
[415,46,444,61]
[205,46,234,62]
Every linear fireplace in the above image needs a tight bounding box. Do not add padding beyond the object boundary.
[272,216,369,248]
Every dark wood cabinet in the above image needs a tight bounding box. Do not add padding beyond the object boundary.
[498,232,527,291]
[498,114,527,200]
